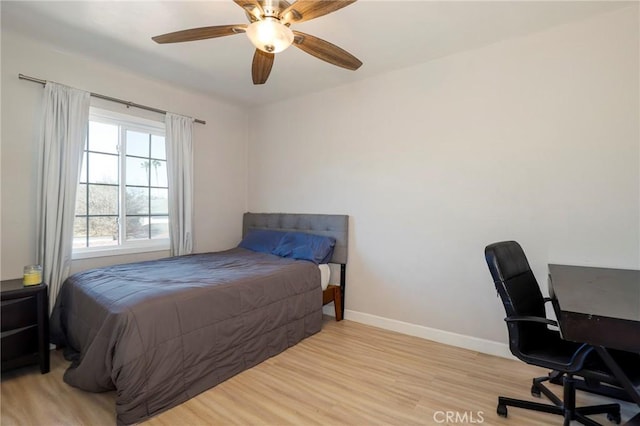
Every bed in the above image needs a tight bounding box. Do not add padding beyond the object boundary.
[50,212,348,425]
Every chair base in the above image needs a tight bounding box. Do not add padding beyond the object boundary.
[497,375,621,426]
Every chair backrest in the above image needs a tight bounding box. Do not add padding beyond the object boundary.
[484,241,547,356]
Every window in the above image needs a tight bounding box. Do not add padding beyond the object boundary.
[73,108,169,258]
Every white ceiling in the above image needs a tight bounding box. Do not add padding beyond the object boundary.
[2,1,632,107]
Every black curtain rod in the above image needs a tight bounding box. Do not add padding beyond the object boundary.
[18,73,206,125]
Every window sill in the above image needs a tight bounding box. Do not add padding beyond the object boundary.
[72,241,170,260]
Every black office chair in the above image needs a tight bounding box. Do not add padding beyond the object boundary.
[485,241,621,426]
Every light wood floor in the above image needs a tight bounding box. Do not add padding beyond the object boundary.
[1,317,638,425]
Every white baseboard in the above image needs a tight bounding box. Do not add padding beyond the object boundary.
[323,305,513,360]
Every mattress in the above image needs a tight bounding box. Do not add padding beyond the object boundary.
[319,263,331,290]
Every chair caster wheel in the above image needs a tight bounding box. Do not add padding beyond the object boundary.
[497,404,508,418]
[531,385,541,397]
[607,412,621,424]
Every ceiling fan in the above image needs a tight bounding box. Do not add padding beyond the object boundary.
[152,0,362,85]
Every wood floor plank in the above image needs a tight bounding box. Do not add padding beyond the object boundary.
[1,317,638,425]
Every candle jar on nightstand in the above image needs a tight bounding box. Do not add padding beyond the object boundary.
[23,265,42,286]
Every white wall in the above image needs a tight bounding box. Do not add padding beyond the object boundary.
[248,6,639,348]
[1,30,248,279]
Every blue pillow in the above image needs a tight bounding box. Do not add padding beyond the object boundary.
[273,232,336,264]
[238,230,286,254]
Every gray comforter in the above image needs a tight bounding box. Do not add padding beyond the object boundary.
[50,248,322,424]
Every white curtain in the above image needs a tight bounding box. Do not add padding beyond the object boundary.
[165,112,194,256]
[36,82,90,311]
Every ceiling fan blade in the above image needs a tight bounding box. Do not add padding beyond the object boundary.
[233,0,264,22]
[252,49,275,84]
[281,0,356,25]
[292,31,362,70]
[152,25,246,44]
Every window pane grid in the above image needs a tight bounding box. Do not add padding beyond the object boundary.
[74,110,168,253]
[125,154,166,161]
[125,185,168,189]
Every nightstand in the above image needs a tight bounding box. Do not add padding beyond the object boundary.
[1,279,50,374]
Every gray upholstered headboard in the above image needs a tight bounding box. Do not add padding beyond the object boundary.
[242,212,349,264]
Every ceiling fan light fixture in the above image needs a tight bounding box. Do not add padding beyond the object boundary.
[246,17,293,53]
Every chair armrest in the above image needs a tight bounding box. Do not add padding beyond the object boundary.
[504,315,558,327]
[505,315,594,372]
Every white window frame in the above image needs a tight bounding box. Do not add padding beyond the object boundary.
[72,108,169,260]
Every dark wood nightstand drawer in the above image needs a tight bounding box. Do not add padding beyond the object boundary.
[1,326,38,361]
[1,296,38,332]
